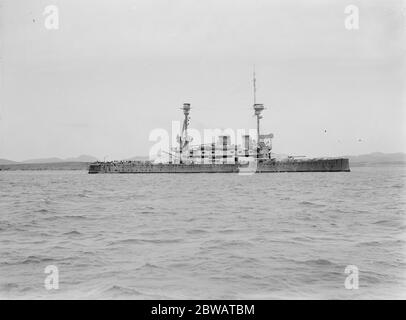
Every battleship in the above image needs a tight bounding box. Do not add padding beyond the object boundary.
[88,75,350,174]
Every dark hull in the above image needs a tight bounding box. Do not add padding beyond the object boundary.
[88,158,350,174]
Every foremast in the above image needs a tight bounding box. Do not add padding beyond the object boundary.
[178,103,191,164]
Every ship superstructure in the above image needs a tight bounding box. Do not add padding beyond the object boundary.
[161,103,273,166]
[160,71,274,166]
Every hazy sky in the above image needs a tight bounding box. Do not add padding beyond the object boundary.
[1,0,405,161]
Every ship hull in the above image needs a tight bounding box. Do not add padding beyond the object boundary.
[89,158,350,174]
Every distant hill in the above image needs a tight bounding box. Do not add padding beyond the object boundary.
[23,157,64,164]
[0,158,19,165]
[22,154,98,164]
[64,155,99,162]
[346,152,406,165]
[0,154,98,165]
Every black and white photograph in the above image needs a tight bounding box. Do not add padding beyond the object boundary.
[0,0,405,306]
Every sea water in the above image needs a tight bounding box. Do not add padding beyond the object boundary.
[0,165,405,299]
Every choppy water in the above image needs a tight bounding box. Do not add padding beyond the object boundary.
[0,165,405,299]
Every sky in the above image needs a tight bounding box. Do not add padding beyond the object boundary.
[0,0,405,161]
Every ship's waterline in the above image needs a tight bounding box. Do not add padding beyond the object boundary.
[89,158,350,174]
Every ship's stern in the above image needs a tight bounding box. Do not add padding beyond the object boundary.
[88,163,102,174]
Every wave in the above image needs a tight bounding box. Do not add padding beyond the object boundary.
[35,208,49,213]
[137,238,184,244]
[42,215,89,221]
[139,206,154,210]
[102,285,144,297]
[137,262,162,270]
[63,215,88,220]
[357,240,381,247]
[77,193,90,198]
[186,228,208,234]
[372,220,390,224]
[40,198,53,205]
[299,201,326,207]
[139,211,154,215]
[108,238,183,246]
[20,255,54,265]
[63,230,82,236]
[302,259,335,266]
[99,284,174,299]
[228,255,261,265]
[218,228,242,234]
[358,239,405,247]
[372,220,403,228]
[202,239,253,249]
[1,283,19,291]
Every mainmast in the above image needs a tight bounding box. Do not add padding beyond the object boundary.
[253,68,264,153]
[182,103,191,141]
